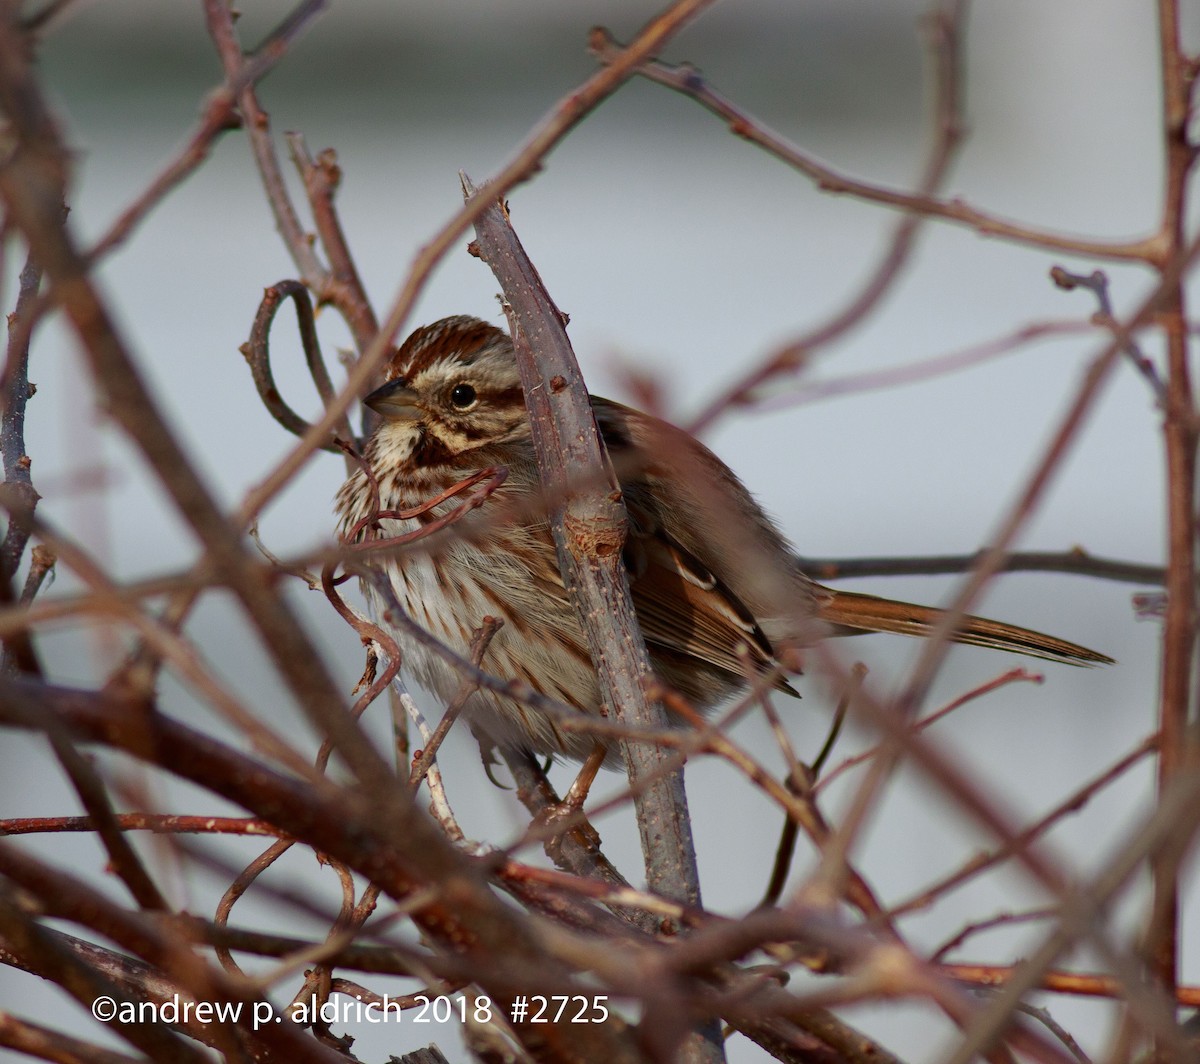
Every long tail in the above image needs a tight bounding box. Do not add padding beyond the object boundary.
[818,589,1113,666]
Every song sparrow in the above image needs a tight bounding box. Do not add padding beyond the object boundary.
[336,316,1111,761]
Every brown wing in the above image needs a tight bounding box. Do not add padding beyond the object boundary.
[624,519,798,692]
[589,396,1111,671]
[591,398,802,694]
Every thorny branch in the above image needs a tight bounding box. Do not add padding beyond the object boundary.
[0,247,46,677]
[465,187,709,903]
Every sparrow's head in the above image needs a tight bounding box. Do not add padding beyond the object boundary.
[364,316,528,467]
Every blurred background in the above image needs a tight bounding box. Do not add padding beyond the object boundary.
[0,1,1184,1060]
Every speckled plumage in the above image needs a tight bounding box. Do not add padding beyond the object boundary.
[336,317,1111,761]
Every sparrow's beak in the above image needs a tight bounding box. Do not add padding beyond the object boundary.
[364,379,422,421]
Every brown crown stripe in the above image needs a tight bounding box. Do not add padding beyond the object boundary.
[388,316,507,380]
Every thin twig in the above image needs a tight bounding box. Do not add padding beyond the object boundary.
[938,962,1200,1009]
[887,734,1157,919]
[240,280,354,455]
[932,907,1058,963]
[815,668,1043,795]
[90,1,329,265]
[285,134,379,355]
[796,547,1164,588]
[1050,266,1168,404]
[232,0,723,528]
[753,318,1097,414]
[758,663,864,909]
[674,0,974,431]
[591,24,1159,273]
[1014,1002,1093,1064]
[409,616,504,788]
[202,0,332,291]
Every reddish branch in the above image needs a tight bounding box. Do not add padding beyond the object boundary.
[1144,5,1200,1048]
[941,962,1200,1010]
[0,814,282,838]
[590,24,1158,269]
[0,678,651,1061]
[241,280,353,454]
[0,1012,142,1064]
[0,847,344,1063]
[0,13,394,793]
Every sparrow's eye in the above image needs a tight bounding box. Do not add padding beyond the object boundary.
[450,383,477,409]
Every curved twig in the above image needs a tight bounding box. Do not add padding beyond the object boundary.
[213,838,296,976]
[590,25,1159,269]
[338,465,508,552]
[241,280,353,454]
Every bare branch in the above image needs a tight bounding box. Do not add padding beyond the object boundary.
[591,24,1159,270]
[233,0,722,526]
[0,246,44,676]
[202,0,332,291]
[1051,266,1168,404]
[285,133,380,354]
[465,184,710,911]
[0,677,658,1063]
[0,14,392,791]
[679,0,972,430]
[240,279,354,454]
[797,548,1164,588]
